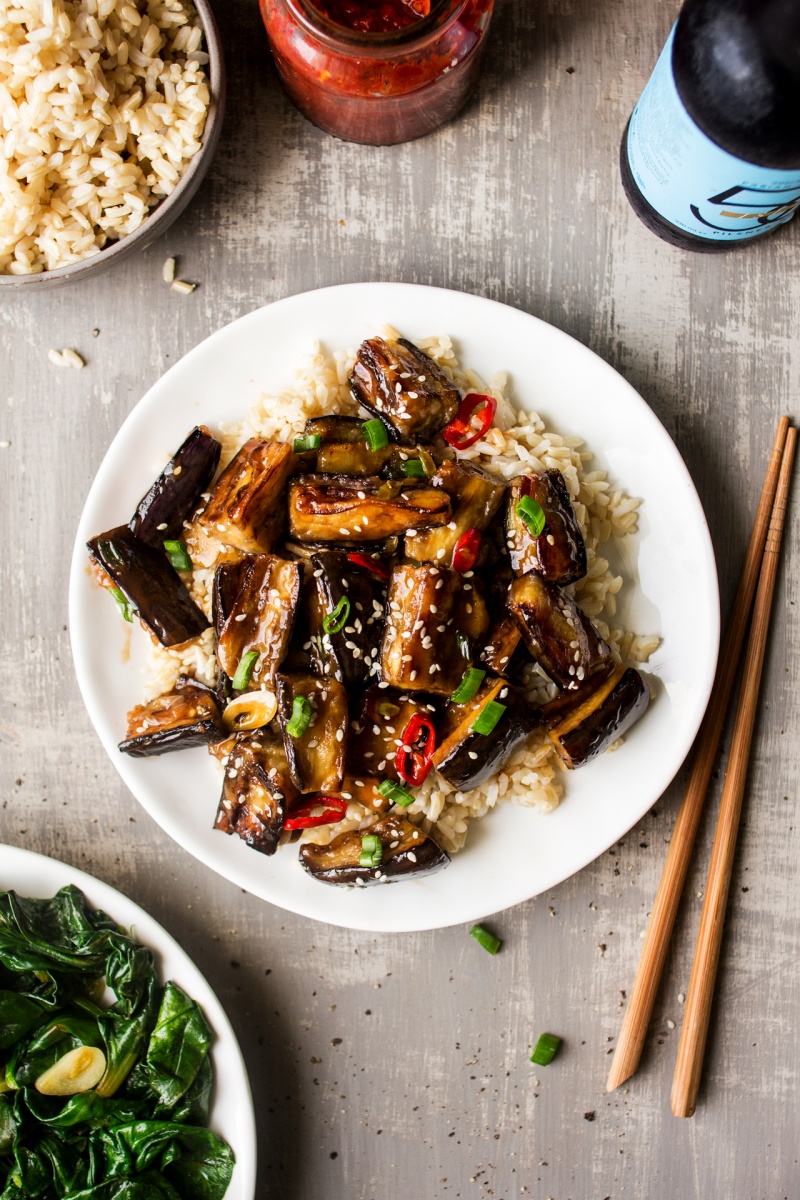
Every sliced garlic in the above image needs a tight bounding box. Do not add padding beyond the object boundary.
[35,1045,106,1096]
[223,689,277,732]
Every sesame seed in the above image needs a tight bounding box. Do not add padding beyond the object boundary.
[410,669,417,680]
[436,549,446,559]
[234,613,247,622]
[448,521,457,530]
[156,522,168,530]
[339,528,350,536]
[430,604,437,613]
[468,752,478,760]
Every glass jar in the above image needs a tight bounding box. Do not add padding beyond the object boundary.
[259,0,494,145]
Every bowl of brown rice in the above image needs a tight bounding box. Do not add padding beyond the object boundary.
[0,0,225,287]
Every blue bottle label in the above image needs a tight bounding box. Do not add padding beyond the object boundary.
[627,26,800,241]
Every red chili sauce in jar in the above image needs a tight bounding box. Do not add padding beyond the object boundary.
[260,0,494,145]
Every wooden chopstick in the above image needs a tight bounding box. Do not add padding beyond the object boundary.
[671,424,796,1117]
[606,415,790,1094]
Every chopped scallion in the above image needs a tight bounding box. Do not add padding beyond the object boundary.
[109,586,133,623]
[470,924,501,955]
[286,694,313,739]
[402,458,426,478]
[530,1033,561,1066]
[516,495,546,537]
[231,649,259,691]
[362,418,389,451]
[377,779,415,808]
[163,539,192,571]
[471,700,506,736]
[377,701,400,717]
[450,667,486,705]
[359,833,383,868]
[293,433,321,453]
[323,595,351,635]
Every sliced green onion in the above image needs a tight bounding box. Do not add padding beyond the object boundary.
[286,694,313,739]
[163,539,192,571]
[293,433,321,453]
[470,924,501,955]
[109,586,133,623]
[359,833,383,868]
[516,495,546,537]
[377,701,400,717]
[402,458,426,478]
[363,419,389,451]
[323,595,351,635]
[471,700,506,736]
[231,649,259,691]
[450,668,486,705]
[455,631,470,659]
[377,779,415,808]
[530,1033,561,1066]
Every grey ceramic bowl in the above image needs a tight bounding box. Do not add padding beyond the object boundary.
[0,0,225,291]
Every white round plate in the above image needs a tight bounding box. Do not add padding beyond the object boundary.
[0,844,256,1199]
[69,282,719,933]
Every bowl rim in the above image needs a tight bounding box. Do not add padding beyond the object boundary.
[0,0,225,288]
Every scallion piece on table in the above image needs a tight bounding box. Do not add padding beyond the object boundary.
[322,595,351,635]
[359,833,383,868]
[286,694,313,739]
[450,667,486,705]
[163,539,192,571]
[470,924,501,955]
[471,700,506,735]
[109,586,133,623]
[530,1033,561,1066]
[231,649,259,691]
[377,779,415,808]
[402,458,426,478]
[293,433,321,453]
[362,418,389,451]
[516,495,546,537]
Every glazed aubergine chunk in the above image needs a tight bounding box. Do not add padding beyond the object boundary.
[544,665,649,768]
[432,675,538,791]
[215,554,301,689]
[508,572,611,691]
[214,732,298,855]
[481,614,525,677]
[380,564,488,695]
[88,525,209,647]
[276,673,348,794]
[347,686,437,781]
[288,474,451,544]
[129,425,221,548]
[308,551,387,687]
[304,415,367,444]
[506,471,587,584]
[299,813,450,887]
[196,439,293,555]
[408,460,506,567]
[119,675,223,757]
[349,335,460,445]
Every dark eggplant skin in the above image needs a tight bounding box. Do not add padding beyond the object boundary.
[215,554,301,688]
[432,676,538,791]
[304,416,366,444]
[480,614,525,677]
[349,336,460,445]
[299,813,450,887]
[507,572,611,691]
[214,733,297,855]
[196,439,293,554]
[288,474,451,544]
[408,459,506,567]
[119,675,223,757]
[309,551,387,687]
[506,471,587,583]
[212,557,251,639]
[129,425,221,548]
[546,666,649,768]
[276,673,348,794]
[346,686,437,782]
[88,525,209,647]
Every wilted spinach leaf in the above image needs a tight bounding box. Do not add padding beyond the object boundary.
[145,983,211,1110]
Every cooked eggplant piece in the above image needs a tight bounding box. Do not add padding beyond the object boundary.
[339,773,392,813]
[316,442,395,476]
[347,686,437,781]
[299,813,449,887]
[408,460,506,566]
[88,525,208,647]
[211,557,250,638]
[349,336,460,445]
[276,674,348,794]
[119,675,223,757]
[129,426,221,548]
[481,614,525,676]
[214,732,297,855]
[288,474,450,544]
[545,666,649,768]
[380,564,488,694]
[506,471,587,583]
[196,439,293,554]
[308,551,387,687]
[304,416,366,444]
[215,554,301,688]
[432,675,538,791]
[508,573,611,691]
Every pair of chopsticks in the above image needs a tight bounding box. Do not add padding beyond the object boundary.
[606,415,796,1116]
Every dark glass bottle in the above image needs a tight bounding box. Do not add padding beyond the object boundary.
[620,0,800,251]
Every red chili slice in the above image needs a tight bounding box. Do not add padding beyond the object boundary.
[283,795,348,830]
[442,393,497,451]
[452,526,482,573]
[396,713,436,786]
[346,552,390,581]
